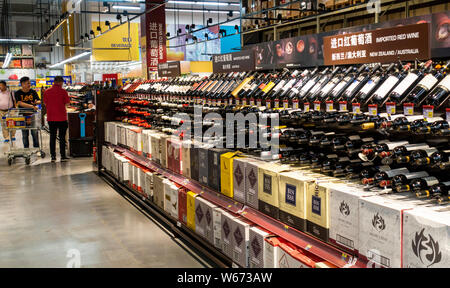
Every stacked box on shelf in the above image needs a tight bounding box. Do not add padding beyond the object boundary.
[208,148,229,192]
[150,133,162,164]
[212,207,224,250]
[264,237,283,268]
[278,170,313,232]
[178,188,188,226]
[231,217,254,267]
[144,171,154,200]
[190,142,200,182]
[277,241,320,268]
[221,211,239,259]
[118,156,130,183]
[195,197,218,244]
[249,226,274,268]
[305,178,345,242]
[187,191,198,231]
[221,151,244,199]
[198,145,210,186]
[403,206,450,268]
[142,129,152,157]
[153,173,166,209]
[358,195,416,268]
[258,163,291,220]
[181,140,192,178]
[167,138,182,174]
[244,158,265,210]
[164,179,179,219]
[232,157,246,204]
[160,134,170,168]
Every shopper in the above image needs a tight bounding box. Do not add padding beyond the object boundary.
[15,76,40,149]
[0,80,16,142]
[43,76,70,162]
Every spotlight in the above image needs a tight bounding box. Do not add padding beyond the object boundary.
[90,30,95,36]
[85,33,89,39]
[234,25,239,34]
[192,36,197,42]
[228,11,233,17]
[56,39,60,46]
[105,21,111,28]
[177,28,182,35]
[204,33,209,40]
[166,32,171,38]
[185,24,190,31]
[97,26,102,33]
[191,24,196,30]
[207,18,213,25]
[80,35,84,41]
[116,13,122,21]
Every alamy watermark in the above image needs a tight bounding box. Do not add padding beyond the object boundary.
[66,249,81,268]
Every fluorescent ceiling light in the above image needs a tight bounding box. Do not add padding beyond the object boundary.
[49,52,91,68]
[2,53,12,69]
[112,5,141,10]
[169,1,229,6]
[116,61,142,68]
[0,39,40,43]
[166,8,231,13]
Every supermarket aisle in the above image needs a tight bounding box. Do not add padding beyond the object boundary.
[0,132,206,268]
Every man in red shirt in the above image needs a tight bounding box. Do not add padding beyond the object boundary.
[43,76,70,162]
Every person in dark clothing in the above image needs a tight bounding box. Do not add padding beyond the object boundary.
[15,76,40,149]
[43,76,70,162]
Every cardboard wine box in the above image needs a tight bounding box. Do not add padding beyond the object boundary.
[142,130,152,156]
[278,171,313,232]
[221,211,239,259]
[150,134,161,164]
[329,183,386,253]
[249,226,273,268]
[118,157,129,183]
[167,138,182,174]
[198,146,210,186]
[305,178,343,242]
[195,197,218,244]
[258,163,291,220]
[209,148,230,192]
[277,242,314,268]
[221,152,244,199]
[187,191,198,231]
[403,206,450,268]
[144,171,154,199]
[264,237,283,268]
[163,179,179,219]
[245,158,265,210]
[160,134,170,168]
[232,157,246,203]
[231,217,253,267]
[138,167,146,195]
[358,195,415,268]
[181,140,192,178]
[190,145,199,182]
[178,188,188,225]
[153,173,166,209]
[213,207,225,250]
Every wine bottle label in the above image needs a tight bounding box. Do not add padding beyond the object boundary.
[291,87,300,95]
[423,177,439,186]
[386,141,409,150]
[359,79,377,95]
[282,79,297,91]
[424,148,438,156]
[437,75,450,91]
[300,79,316,95]
[391,73,419,96]
[235,99,240,105]
[321,80,337,95]
[417,74,438,91]
[332,80,348,95]
[385,167,409,177]
[374,75,400,100]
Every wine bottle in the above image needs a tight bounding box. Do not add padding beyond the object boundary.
[329,65,366,102]
[410,176,440,194]
[374,167,410,188]
[405,66,446,104]
[360,165,392,185]
[287,68,319,99]
[414,149,450,167]
[416,181,450,203]
[371,63,411,105]
[397,147,438,165]
[342,64,380,102]
[316,66,354,102]
[354,63,395,103]
[306,67,341,102]
[391,171,430,192]
[297,67,330,100]
[425,74,450,107]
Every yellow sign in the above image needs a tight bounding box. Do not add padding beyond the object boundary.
[92,21,140,61]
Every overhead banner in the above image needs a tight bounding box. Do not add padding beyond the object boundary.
[246,11,449,69]
[92,21,140,62]
[158,61,181,77]
[213,50,255,73]
[142,1,167,78]
[323,23,430,65]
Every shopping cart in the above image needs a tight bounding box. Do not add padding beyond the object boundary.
[2,108,46,165]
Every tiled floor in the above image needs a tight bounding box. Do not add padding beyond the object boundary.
[0,130,206,268]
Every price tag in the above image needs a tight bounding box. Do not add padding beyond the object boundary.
[274,99,279,108]
[202,98,206,105]
[283,100,289,109]
[326,101,334,112]
[339,101,347,112]
[446,108,450,122]
[212,99,216,106]
[304,102,310,112]
[235,98,240,106]
[229,98,233,105]
[368,104,378,116]
[250,98,255,106]
[314,101,321,111]
[423,105,434,120]
[403,103,414,116]
[217,99,222,106]
[242,99,247,106]
[352,103,361,114]
[257,99,262,107]
[386,102,396,115]
[293,100,299,109]
[266,100,271,109]
[207,99,212,106]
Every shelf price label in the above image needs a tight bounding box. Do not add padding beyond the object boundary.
[212,99,216,106]
[217,99,222,106]
[228,98,233,105]
[326,101,334,112]
[304,102,310,112]
[314,101,321,111]
[235,98,240,106]
[339,101,347,112]
[266,100,271,109]
[207,99,212,106]
[283,100,289,109]
[292,100,299,109]
[447,108,450,122]
[202,98,206,105]
[274,99,280,108]
[352,103,361,114]
[242,98,247,106]
[386,102,396,115]
[423,105,434,120]
[368,104,378,116]
[403,103,414,116]
[256,99,262,107]
[250,98,255,106]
